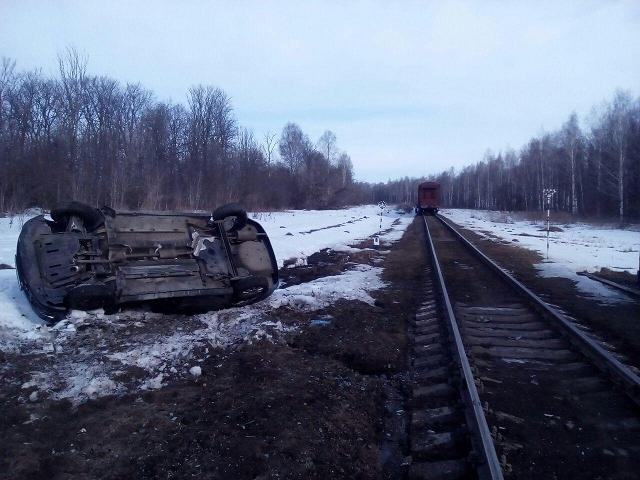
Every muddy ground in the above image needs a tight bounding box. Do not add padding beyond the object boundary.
[595,268,640,292]
[0,220,426,480]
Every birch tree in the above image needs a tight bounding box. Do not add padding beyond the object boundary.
[561,112,581,215]
[608,91,632,222]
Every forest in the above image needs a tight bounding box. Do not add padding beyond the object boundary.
[0,51,365,213]
[381,92,640,222]
[1,52,639,221]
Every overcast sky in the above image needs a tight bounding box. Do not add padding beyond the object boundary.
[1,1,639,182]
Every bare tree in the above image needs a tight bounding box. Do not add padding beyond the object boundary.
[261,130,277,174]
[57,47,88,199]
[606,91,632,222]
[560,112,581,215]
[0,57,16,134]
[279,122,310,174]
[336,153,353,187]
[318,130,337,164]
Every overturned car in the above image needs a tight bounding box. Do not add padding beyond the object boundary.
[16,202,279,322]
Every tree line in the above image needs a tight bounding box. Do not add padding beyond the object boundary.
[1,52,638,220]
[377,91,640,222]
[0,51,370,213]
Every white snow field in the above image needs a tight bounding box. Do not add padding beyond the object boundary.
[0,211,45,341]
[441,208,639,302]
[249,205,410,265]
[0,205,412,402]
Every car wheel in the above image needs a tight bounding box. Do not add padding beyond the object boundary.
[211,203,247,232]
[51,201,104,231]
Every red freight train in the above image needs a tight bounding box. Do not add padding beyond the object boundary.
[415,181,440,214]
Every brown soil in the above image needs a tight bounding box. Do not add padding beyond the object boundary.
[279,247,381,288]
[596,268,640,291]
[0,218,426,480]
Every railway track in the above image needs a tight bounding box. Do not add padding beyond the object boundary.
[408,213,640,479]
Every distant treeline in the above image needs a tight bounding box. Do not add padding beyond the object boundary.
[0,50,373,213]
[380,91,640,222]
[1,52,639,220]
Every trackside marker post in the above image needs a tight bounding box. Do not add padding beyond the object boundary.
[374,201,386,247]
[543,188,557,260]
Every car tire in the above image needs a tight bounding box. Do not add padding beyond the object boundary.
[211,203,247,232]
[51,201,104,231]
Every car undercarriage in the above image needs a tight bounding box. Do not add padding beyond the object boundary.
[16,202,279,322]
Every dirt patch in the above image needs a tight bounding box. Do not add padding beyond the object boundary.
[279,247,380,288]
[3,341,383,480]
[596,268,639,291]
[1,217,427,480]
[537,226,564,232]
[289,221,426,377]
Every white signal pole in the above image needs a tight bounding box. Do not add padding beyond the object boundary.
[543,188,557,260]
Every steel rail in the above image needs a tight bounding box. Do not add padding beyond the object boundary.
[435,213,640,407]
[576,271,640,300]
[422,215,505,480]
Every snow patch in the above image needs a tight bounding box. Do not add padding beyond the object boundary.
[536,262,630,304]
[251,205,411,267]
[269,264,384,309]
[141,374,165,390]
[44,367,125,403]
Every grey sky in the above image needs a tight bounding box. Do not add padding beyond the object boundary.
[1,1,639,182]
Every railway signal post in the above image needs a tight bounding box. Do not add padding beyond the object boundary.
[543,188,557,260]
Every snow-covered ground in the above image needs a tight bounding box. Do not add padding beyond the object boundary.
[250,205,409,266]
[0,211,45,340]
[441,208,639,302]
[0,205,412,403]
[19,263,388,404]
[0,205,408,342]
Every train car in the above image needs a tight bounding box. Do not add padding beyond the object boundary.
[416,181,440,214]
